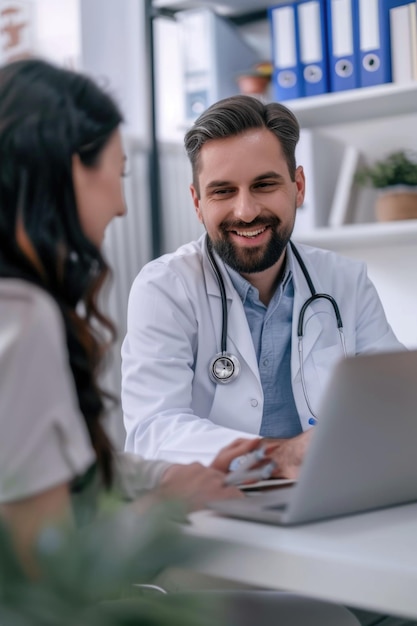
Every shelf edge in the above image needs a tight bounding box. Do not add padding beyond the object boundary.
[293,220,417,251]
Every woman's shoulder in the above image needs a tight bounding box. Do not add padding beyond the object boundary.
[0,279,96,503]
[0,278,64,346]
[0,277,60,315]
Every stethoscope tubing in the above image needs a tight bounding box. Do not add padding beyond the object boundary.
[289,242,344,336]
[206,238,347,419]
[206,238,229,354]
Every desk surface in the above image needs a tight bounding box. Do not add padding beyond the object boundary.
[184,503,417,620]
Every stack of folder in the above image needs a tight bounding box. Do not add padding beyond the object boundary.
[268,0,417,102]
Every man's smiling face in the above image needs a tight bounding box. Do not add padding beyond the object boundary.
[190,127,305,274]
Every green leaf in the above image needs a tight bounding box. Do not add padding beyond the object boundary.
[0,501,212,626]
[355,150,417,188]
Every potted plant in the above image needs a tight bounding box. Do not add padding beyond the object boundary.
[236,62,273,97]
[355,150,417,222]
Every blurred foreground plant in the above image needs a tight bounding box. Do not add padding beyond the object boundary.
[0,498,213,626]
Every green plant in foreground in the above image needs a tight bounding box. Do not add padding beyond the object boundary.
[355,150,417,189]
[0,500,216,626]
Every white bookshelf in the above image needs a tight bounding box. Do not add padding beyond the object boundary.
[152,0,417,346]
[153,0,278,15]
[286,81,417,128]
[294,219,417,251]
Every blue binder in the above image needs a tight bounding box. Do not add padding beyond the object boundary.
[358,0,413,88]
[326,0,360,92]
[297,0,330,97]
[268,3,304,100]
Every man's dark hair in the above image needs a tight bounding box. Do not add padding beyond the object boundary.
[184,95,300,196]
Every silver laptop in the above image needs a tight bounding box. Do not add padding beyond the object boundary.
[209,349,417,525]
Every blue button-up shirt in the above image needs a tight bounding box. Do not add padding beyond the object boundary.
[226,259,302,438]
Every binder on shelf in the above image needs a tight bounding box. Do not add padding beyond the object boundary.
[297,0,330,97]
[268,3,303,101]
[357,0,413,88]
[328,145,361,227]
[390,2,417,83]
[326,0,360,92]
[177,8,258,123]
[292,129,347,235]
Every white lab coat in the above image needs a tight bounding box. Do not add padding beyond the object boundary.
[121,235,403,465]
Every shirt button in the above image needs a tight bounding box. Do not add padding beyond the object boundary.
[250,399,258,407]
[263,359,269,366]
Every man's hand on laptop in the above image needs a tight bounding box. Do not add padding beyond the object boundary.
[212,439,278,486]
[209,429,314,485]
[210,437,262,473]
[262,430,314,480]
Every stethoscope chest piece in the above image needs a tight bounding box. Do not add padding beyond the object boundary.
[209,352,240,384]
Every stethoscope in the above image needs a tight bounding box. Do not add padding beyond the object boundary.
[206,238,347,420]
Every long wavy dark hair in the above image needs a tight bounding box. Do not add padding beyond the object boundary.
[0,59,124,487]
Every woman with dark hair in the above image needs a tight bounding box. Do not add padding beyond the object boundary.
[0,59,361,626]
[0,58,252,570]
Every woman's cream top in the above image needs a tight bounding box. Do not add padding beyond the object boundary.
[0,279,171,507]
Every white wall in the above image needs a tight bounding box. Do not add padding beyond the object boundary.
[79,0,150,139]
[359,246,417,349]
[154,16,184,142]
[79,0,154,447]
[0,0,80,66]
[33,0,81,67]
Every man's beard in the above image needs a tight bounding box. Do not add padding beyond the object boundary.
[209,216,293,274]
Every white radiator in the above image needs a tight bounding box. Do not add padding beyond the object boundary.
[100,138,203,448]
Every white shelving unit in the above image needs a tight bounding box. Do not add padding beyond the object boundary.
[153,0,279,16]
[295,219,417,251]
[287,82,417,255]
[286,81,417,128]
[153,0,417,347]
[289,80,417,348]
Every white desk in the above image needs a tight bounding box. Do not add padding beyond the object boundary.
[183,503,417,621]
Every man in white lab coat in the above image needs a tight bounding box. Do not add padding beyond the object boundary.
[121,95,402,477]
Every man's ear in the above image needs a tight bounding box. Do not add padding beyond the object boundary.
[295,165,306,208]
[190,184,203,223]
